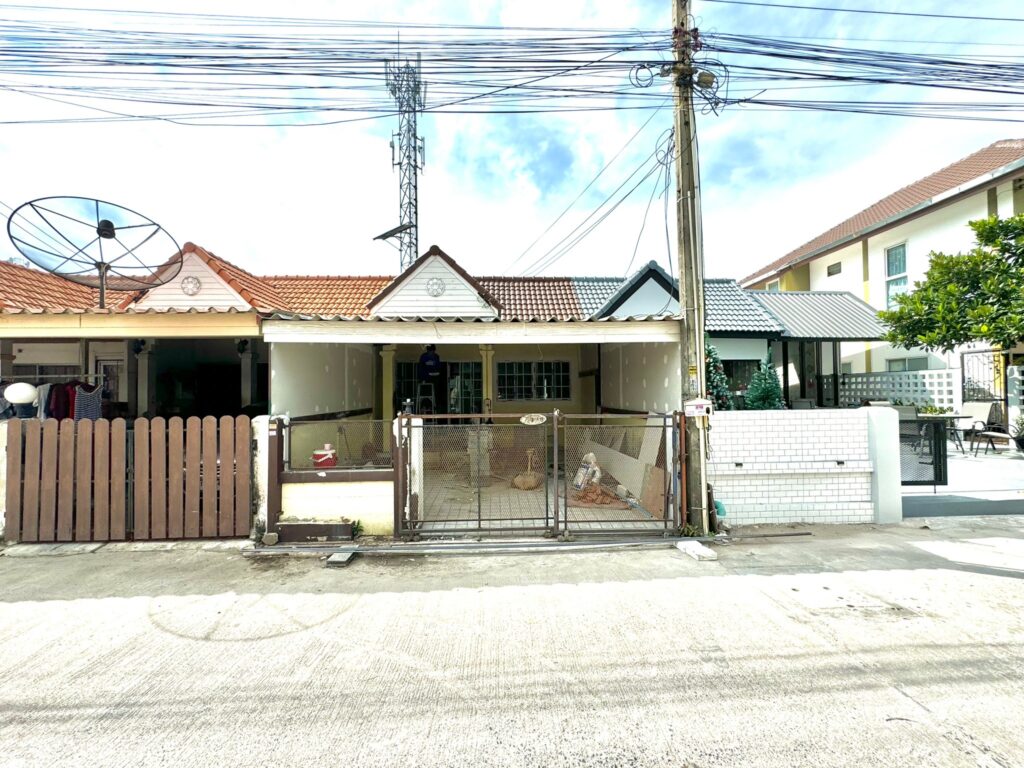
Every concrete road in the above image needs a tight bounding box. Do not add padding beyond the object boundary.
[2,517,1023,768]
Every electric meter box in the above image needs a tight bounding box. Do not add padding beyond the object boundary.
[684,398,714,418]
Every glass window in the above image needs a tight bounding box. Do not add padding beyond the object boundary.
[885,243,908,309]
[886,358,927,373]
[827,262,842,277]
[766,280,781,292]
[721,360,759,392]
[497,361,570,401]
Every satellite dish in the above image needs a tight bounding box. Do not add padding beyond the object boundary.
[6,196,182,308]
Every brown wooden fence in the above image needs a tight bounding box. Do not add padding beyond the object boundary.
[4,415,252,544]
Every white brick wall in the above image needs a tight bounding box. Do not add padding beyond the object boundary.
[708,410,876,525]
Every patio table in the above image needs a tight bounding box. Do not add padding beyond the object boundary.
[916,413,964,454]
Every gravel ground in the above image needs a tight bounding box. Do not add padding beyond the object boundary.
[1,517,1023,767]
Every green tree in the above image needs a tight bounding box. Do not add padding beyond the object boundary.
[705,341,734,411]
[745,356,784,410]
[881,215,1024,351]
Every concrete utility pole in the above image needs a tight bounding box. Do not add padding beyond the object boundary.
[673,0,710,532]
[385,51,426,272]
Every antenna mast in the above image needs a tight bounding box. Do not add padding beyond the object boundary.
[385,50,426,272]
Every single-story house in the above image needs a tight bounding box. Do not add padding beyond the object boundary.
[2,243,885,421]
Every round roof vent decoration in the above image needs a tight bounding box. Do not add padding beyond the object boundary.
[425,276,446,298]
[181,276,202,296]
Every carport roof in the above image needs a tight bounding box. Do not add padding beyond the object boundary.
[749,290,885,341]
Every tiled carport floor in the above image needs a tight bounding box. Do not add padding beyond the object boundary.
[414,471,671,533]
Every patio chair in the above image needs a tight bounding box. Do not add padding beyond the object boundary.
[966,403,1009,455]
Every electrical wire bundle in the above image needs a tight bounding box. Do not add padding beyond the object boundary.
[0,6,672,126]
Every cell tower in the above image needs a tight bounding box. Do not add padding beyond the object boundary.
[385,52,426,272]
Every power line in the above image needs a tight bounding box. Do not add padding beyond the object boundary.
[700,0,1024,23]
[503,100,669,275]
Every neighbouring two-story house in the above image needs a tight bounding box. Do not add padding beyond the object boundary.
[741,138,1024,413]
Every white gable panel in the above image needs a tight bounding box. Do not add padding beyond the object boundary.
[133,253,250,310]
[614,277,679,317]
[372,255,497,318]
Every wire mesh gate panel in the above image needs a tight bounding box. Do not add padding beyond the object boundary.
[398,416,551,535]
[899,419,948,486]
[395,413,681,538]
[559,415,679,534]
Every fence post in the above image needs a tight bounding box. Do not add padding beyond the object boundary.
[2,420,16,542]
[552,410,560,536]
[392,414,403,539]
[266,418,283,533]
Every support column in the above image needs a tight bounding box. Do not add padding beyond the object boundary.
[479,344,494,414]
[0,340,14,380]
[136,339,156,418]
[239,340,258,408]
[380,344,397,422]
[125,340,139,416]
[832,342,841,407]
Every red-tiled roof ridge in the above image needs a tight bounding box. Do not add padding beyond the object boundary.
[263,273,394,280]
[741,138,1024,285]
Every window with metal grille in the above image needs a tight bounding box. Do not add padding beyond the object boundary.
[395,361,419,410]
[827,262,842,276]
[497,361,570,400]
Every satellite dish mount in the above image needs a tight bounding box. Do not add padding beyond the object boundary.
[6,197,182,309]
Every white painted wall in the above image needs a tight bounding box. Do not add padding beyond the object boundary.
[808,241,862,297]
[372,255,498,319]
[708,409,900,525]
[280,481,393,536]
[601,342,680,413]
[708,337,767,361]
[270,342,374,419]
[252,416,269,532]
[9,342,79,366]
[133,252,250,311]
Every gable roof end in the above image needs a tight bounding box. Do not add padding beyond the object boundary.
[365,245,504,311]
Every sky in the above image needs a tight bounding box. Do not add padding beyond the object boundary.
[0,0,1022,284]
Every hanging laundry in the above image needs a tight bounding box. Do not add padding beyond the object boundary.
[73,383,102,421]
[35,383,52,420]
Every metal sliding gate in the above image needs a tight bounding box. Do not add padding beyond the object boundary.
[394,412,682,538]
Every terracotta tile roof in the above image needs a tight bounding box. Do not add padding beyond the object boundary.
[265,275,393,316]
[0,259,132,311]
[742,139,1024,285]
[477,277,583,320]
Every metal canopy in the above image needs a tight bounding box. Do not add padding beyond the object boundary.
[749,290,885,341]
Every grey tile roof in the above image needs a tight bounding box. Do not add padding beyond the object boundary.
[750,290,884,340]
[571,277,624,316]
[704,279,784,335]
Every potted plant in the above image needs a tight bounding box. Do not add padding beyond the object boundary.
[1012,414,1024,451]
